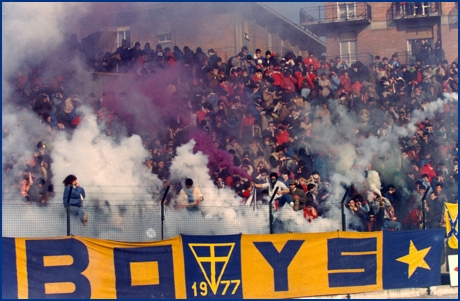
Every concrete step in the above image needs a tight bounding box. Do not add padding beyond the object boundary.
[300,285,458,299]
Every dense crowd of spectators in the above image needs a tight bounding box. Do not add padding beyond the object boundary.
[4,34,458,232]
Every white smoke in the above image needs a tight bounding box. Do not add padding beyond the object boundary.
[50,106,162,205]
[2,3,458,239]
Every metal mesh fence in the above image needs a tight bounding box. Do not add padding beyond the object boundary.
[2,202,343,241]
[163,205,271,237]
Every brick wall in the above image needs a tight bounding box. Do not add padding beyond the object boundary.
[323,2,457,65]
[174,12,236,54]
[441,2,457,15]
[369,3,393,21]
[357,28,406,58]
[77,3,323,60]
[441,24,458,62]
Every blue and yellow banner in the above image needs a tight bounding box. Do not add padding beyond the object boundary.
[445,203,458,249]
[2,230,445,299]
[382,230,444,289]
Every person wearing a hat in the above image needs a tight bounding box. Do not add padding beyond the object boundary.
[263,50,277,67]
[277,179,308,211]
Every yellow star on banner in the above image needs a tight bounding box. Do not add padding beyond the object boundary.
[396,240,431,278]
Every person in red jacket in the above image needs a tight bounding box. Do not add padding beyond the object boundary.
[303,53,320,71]
[251,68,263,84]
[351,79,362,97]
[419,162,436,183]
[275,125,290,146]
[280,70,298,102]
[339,70,352,93]
[403,206,423,230]
[271,66,285,90]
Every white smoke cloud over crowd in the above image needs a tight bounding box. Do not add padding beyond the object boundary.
[2,3,458,240]
[50,106,162,204]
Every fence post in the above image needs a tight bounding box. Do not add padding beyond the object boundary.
[421,186,430,230]
[341,188,349,231]
[66,205,70,236]
[66,185,73,236]
[161,185,170,240]
[269,187,279,234]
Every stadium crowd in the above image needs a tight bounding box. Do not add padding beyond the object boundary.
[4,34,458,232]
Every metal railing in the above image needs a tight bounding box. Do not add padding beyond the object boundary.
[390,2,441,20]
[323,52,375,67]
[324,50,444,69]
[300,3,372,25]
[1,186,438,242]
[2,202,337,241]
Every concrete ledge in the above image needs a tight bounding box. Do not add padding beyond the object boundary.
[299,285,458,299]
[428,285,458,296]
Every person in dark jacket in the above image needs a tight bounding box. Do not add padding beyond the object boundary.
[173,45,184,62]
[27,178,47,204]
[277,179,308,211]
[115,39,133,72]
[183,46,194,65]
[62,174,88,225]
[207,48,219,71]
[194,47,208,67]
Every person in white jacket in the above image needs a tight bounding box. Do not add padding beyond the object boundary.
[178,178,204,209]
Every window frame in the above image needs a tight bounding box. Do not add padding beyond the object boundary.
[116,27,130,48]
[337,2,356,20]
[339,39,358,64]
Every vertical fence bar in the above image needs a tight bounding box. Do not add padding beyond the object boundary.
[161,186,170,240]
[66,205,70,236]
[66,186,73,236]
[341,188,349,231]
[269,187,279,234]
[421,186,430,230]
[421,185,431,294]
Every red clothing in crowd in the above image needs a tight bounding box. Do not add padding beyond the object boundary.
[239,115,255,137]
[281,75,297,93]
[251,74,262,84]
[271,68,284,87]
[196,109,207,125]
[437,143,453,157]
[351,80,362,96]
[303,207,318,222]
[339,75,352,93]
[419,163,436,183]
[275,129,290,145]
[303,57,320,70]
[404,209,423,229]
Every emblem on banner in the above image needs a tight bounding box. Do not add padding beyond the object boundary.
[188,243,240,296]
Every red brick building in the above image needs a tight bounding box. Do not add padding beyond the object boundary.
[77,2,325,62]
[300,2,458,65]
